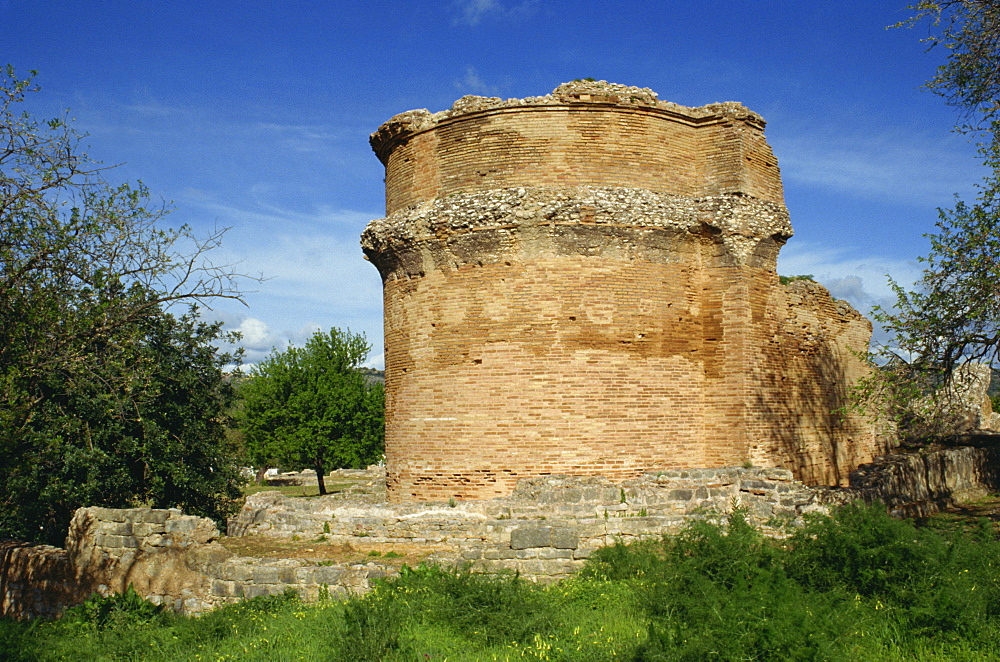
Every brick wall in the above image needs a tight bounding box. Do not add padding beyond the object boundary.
[362,81,884,501]
[372,84,784,214]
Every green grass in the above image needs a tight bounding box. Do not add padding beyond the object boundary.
[5,503,1000,661]
[241,482,354,498]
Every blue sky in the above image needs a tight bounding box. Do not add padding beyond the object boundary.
[3,0,984,368]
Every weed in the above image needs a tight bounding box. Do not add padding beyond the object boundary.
[60,585,166,630]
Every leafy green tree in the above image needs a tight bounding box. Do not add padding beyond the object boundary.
[858,4,1000,438]
[899,1,1000,136]
[238,328,384,495]
[1,67,247,543]
[880,1,1000,372]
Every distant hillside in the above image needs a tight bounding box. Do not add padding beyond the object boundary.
[359,367,385,385]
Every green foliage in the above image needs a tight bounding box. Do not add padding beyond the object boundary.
[853,5,1000,440]
[238,327,384,495]
[898,1,1000,136]
[778,273,815,285]
[6,506,1000,660]
[60,585,167,630]
[387,565,556,646]
[330,591,412,661]
[872,188,1000,374]
[787,502,1000,638]
[0,67,247,544]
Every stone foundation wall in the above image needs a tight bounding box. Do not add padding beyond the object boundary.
[847,444,1000,517]
[0,506,392,620]
[231,467,833,580]
[5,447,1000,620]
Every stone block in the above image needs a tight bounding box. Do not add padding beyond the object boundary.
[101,534,138,549]
[212,563,253,582]
[164,518,199,534]
[314,566,344,584]
[509,524,579,550]
[210,580,239,598]
[534,548,574,560]
[130,522,160,537]
[138,510,172,525]
[144,534,173,548]
[251,567,281,584]
[242,585,272,599]
[90,507,127,522]
[99,521,132,536]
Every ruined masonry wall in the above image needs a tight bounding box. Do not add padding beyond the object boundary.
[363,81,882,500]
[5,448,1000,620]
[0,507,389,620]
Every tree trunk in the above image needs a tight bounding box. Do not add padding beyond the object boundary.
[316,463,327,495]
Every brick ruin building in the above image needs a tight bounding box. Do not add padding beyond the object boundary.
[361,81,884,502]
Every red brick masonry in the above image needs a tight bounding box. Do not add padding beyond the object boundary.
[362,81,883,501]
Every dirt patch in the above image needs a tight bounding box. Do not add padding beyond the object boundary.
[917,492,1000,536]
[219,535,449,568]
[936,496,1000,522]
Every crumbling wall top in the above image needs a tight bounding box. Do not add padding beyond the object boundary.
[370,80,764,154]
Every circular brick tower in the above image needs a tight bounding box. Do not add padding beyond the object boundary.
[362,81,875,501]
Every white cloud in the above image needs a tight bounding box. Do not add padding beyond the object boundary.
[455,66,501,96]
[779,242,919,303]
[364,352,384,370]
[451,0,538,26]
[233,317,276,351]
[453,0,501,25]
[182,193,385,369]
[771,126,980,208]
[252,122,345,153]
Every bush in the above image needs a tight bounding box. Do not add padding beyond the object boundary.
[60,585,167,630]
[329,592,412,662]
[384,564,556,646]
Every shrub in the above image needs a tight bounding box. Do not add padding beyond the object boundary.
[60,585,167,630]
[329,592,412,662]
[385,564,556,646]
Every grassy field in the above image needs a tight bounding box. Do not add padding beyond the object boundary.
[4,502,1000,661]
